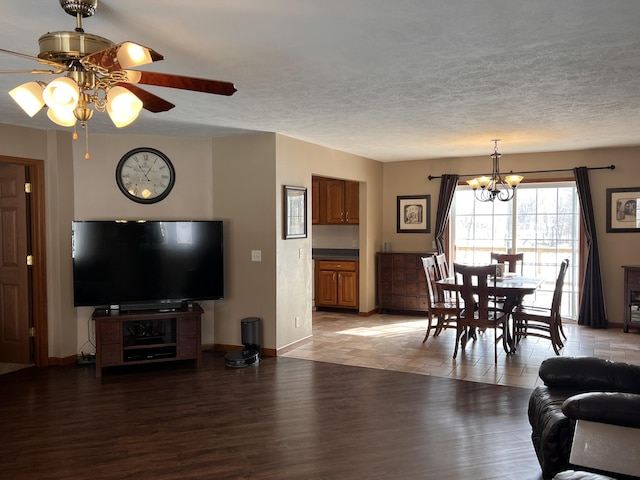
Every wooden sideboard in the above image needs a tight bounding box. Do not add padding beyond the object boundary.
[622,265,640,332]
[377,252,435,314]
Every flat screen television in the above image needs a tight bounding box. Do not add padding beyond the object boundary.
[72,220,224,309]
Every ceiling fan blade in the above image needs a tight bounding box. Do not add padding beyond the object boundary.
[126,70,237,96]
[119,83,175,113]
[0,47,67,74]
[81,42,163,72]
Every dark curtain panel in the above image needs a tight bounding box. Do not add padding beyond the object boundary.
[434,174,459,254]
[574,166,608,328]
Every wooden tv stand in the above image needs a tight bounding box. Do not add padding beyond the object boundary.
[92,304,203,378]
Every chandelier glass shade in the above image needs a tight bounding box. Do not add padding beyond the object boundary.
[467,140,523,202]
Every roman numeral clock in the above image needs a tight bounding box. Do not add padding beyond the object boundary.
[116,147,176,204]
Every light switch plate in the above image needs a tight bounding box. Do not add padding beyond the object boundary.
[251,250,261,262]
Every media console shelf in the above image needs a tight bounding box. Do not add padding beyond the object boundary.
[93,304,203,378]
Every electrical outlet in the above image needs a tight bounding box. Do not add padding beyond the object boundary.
[251,250,262,262]
[352,240,358,247]
[295,316,300,328]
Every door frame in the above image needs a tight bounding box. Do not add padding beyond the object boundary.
[0,155,48,366]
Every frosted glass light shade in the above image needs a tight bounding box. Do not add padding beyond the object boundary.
[43,77,79,111]
[106,86,143,127]
[9,82,46,117]
[117,42,153,69]
[47,107,77,127]
[504,174,524,188]
[477,176,492,188]
[466,178,480,190]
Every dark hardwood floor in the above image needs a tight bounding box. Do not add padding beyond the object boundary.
[0,352,543,480]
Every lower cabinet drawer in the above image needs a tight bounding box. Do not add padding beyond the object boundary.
[177,338,198,359]
[100,322,121,344]
[100,343,122,366]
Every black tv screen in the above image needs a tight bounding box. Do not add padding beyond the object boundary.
[72,220,224,308]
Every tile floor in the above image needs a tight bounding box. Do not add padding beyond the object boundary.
[0,362,32,375]
[282,310,640,389]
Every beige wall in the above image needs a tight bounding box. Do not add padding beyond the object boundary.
[72,133,218,349]
[210,134,278,350]
[2,120,637,361]
[274,135,384,346]
[70,131,382,355]
[0,125,76,359]
[382,146,640,325]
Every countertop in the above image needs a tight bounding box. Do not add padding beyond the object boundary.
[312,248,359,260]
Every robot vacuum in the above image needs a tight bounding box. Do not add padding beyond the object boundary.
[224,349,259,368]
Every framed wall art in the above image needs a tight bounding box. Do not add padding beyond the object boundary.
[283,185,307,239]
[606,187,640,233]
[397,195,431,233]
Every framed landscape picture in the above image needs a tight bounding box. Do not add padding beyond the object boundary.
[397,195,430,233]
[283,185,307,239]
[606,187,640,233]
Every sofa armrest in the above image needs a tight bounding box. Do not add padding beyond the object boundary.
[539,357,640,394]
[562,392,640,429]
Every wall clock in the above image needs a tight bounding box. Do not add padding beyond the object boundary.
[115,147,176,204]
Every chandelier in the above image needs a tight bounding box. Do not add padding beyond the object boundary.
[466,139,523,202]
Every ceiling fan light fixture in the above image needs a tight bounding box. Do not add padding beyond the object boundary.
[43,77,79,111]
[9,82,45,117]
[117,42,154,69]
[107,86,143,127]
[47,105,77,127]
[74,93,94,123]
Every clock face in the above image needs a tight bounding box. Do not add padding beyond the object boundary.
[116,148,175,204]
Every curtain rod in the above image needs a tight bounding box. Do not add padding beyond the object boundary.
[427,164,615,181]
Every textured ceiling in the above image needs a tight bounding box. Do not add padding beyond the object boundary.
[1,0,639,161]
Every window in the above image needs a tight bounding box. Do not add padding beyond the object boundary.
[451,182,580,320]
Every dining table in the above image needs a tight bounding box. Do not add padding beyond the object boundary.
[436,273,545,354]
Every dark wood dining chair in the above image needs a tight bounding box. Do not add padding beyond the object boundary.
[490,252,524,275]
[490,252,525,311]
[435,253,450,280]
[421,256,461,342]
[512,259,569,355]
[453,263,510,363]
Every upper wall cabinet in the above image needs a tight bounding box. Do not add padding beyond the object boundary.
[312,176,359,225]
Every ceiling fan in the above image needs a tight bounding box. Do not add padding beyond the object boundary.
[0,0,236,143]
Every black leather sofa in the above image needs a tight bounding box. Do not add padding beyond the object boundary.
[528,356,640,479]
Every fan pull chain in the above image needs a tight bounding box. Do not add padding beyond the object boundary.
[83,122,90,160]
[73,123,78,141]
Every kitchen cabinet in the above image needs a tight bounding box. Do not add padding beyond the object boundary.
[315,259,358,309]
[312,177,321,224]
[312,176,359,225]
